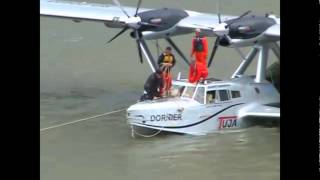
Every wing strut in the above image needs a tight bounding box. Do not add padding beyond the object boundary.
[255,44,269,83]
[138,39,158,72]
[231,47,259,78]
[207,36,220,68]
[270,43,280,61]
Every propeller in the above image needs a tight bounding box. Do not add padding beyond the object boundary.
[135,30,143,63]
[134,0,142,17]
[225,10,252,28]
[107,26,129,44]
[112,0,130,18]
[207,10,253,68]
[237,10,252,20]
[216,0,221,23]
[207,4,251,68]
[107,0,161,64]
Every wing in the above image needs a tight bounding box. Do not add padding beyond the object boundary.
[238,103,280,119]
[40,0,150,27]
[263,23,280,40]
[175,11,237,36]
[40,0,236,36]
[40,0,279,40]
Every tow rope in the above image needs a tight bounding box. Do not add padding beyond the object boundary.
[131,125,163,138]
[40,108,127,132]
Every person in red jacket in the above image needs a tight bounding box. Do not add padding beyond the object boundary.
[189,29,209,83]
[190,28,209,65]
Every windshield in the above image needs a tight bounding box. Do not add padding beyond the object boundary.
[194,87,205,104]
[170,85,185,97]
[182,86,196,98]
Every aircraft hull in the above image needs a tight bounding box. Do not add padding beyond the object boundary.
[127,98,246,135]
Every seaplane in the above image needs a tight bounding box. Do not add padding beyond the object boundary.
[40,0,280,136]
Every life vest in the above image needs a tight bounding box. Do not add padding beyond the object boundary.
[163,53,174,64]
[193,37,204,52]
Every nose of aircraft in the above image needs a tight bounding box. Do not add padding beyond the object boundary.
[127,99,180,112]
[127,98,199,118]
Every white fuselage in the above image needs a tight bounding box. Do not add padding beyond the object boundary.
[127,76,279,135]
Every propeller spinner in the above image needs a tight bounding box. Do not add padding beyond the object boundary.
[208,10,255,68]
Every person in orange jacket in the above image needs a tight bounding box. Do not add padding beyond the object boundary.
[190,28,209,65]
[188,60,208,83]
[189,29,209,83]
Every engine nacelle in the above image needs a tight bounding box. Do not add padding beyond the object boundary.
[226,16,276,39]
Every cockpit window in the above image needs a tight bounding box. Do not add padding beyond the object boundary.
[182,86,196,98]
[218,90,230,101]
[206,90,216,104]
[194,87,205,104]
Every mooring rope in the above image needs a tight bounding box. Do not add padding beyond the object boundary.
[131,125,163,138]
[40,108,127,132]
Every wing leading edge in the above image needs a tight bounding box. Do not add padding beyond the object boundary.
[40,0,239,36]
[40,0,149,24]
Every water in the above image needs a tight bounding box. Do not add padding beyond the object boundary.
[40,0,280,179]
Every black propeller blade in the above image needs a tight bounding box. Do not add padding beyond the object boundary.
[110,0,158,64]
[226,10,252,28]
[238,10,252,19]
[107,26,129,43]
[207,36,220,68]
[134,0,142,17]
[112,0,130,18]
[216,0,221,23]
[135,30,143,63]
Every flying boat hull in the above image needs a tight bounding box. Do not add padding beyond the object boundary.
[127,97,246,135]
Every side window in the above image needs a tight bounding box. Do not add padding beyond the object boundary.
[231,91,241,98]
[218,90,230,101]
[206,90,216,104]
[194,87,205,104]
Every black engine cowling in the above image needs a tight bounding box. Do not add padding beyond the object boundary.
[226,15,276,39]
